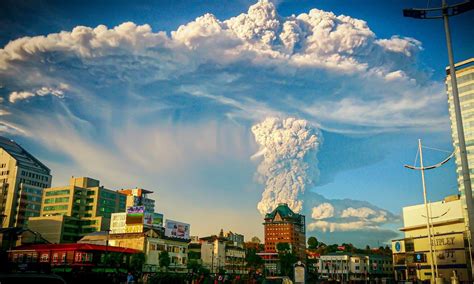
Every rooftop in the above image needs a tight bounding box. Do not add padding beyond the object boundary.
[0,136,50,174]
[265,203,303,221]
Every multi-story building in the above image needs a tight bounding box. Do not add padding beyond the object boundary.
[200,235,227,273]
[263,203,306,260]
[0,136,52,228]
[27,177,126,243]
[200,231,247,274]
[224,231,245,248]
[391,195,471,283]
[318,253,393,282]
[8,243,139,272]
[83,226,190,273]
[446,58,474,234]
[224,244,246,274]
[117,188,155,213]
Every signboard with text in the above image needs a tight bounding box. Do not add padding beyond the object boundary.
[110,213,126,234]
[414,233,464,251]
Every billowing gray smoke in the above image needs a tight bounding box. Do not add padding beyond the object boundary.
[251,117,321,214]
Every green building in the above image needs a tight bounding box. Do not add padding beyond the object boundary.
[28,177,126,243]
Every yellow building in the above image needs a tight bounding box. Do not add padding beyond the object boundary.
[446,58,474,234]
[0,136,52,228]
[392,195,471,282]
[27,177,126,243]
[80,226,190,272]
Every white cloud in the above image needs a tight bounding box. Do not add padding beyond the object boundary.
[8,91,35,103]
[0,0,443,133]
[376,36,422,57]
[0,0,419,244]
[9,86,66,103]
[306,193,398,233]
[311,202,334,220]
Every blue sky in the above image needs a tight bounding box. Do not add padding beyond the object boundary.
[1,0,473,246]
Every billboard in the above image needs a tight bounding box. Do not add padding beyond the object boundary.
[165,220,190,239]
[152,213,163,227]
[142,212,163,227]
[126,206,145,224]
[144,213,153,226]
[110,212,126,234]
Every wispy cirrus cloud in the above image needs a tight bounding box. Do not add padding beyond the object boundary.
[0,0,442,245]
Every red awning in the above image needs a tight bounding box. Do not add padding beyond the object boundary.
[10,243,140,254]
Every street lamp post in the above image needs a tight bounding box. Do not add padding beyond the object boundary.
[404,140,455,283]
[403,1,474,281]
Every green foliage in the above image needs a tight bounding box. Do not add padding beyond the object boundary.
[130,252,146,272]
[188,250,201,260]
[103,252,124,267]
[278,250,297,277]
[275,242,296,277]
[276,242,291,252]
[187,259,202,273]
[245,248,263,270]
[159,251,171,270]
[307,237,318,250]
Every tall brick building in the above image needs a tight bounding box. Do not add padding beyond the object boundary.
[263,203,306,261]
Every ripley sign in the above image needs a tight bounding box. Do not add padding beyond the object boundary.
[431,237,455,247]
[413,233,464,251]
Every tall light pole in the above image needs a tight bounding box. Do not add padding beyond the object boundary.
[403,1,474,280]
[404,140,455,283]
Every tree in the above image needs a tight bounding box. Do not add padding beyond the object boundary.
[159,251,171,271]
[130,252,146,272]
[276,242,291,253]
[251,236,261,244]
[307,237,319,250]
[276,243,297,277]
[187,259,202,274]
[245,248,263,271]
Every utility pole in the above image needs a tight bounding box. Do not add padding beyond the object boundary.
[403,1,474,280]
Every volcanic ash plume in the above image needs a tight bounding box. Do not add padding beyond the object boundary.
[251,117,321,214]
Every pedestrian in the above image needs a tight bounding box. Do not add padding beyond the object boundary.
[126,271,135,284]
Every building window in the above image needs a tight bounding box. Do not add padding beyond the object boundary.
[45,189,70,196]
[75,253,82,262]
[40,253,49,262]
[43,205,68,211]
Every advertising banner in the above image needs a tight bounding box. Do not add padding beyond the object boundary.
[110,212,126,234]
[165,220,190,239]
[152,213,164,227]
[144,213,153,226]
[126,206,145,224]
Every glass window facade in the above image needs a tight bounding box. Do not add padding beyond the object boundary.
[45,189,70,196]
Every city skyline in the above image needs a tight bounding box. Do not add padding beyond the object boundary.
[1,0,474,246]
